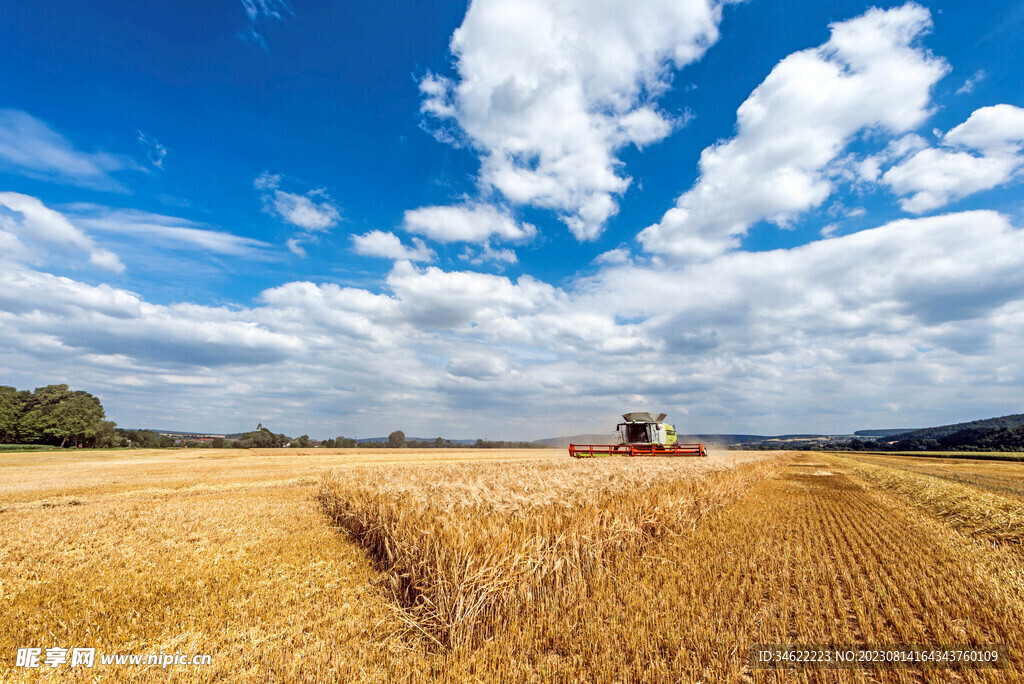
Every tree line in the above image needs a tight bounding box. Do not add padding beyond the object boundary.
[318,431,544,449]
[121,427,545,450]
[0,386,547,450]
[834,426,1024,452]
[736,426,1024,453]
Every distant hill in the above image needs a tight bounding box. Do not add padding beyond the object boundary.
[680,434,775,443]
[133,429,227,438]
[829,414,1024,453]
[854,428,916,437]
[536,433,790,447]
[888,414,1024,442]
[354,436,478,445]
[534,434,617,448]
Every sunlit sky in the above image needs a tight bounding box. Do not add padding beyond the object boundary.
[1,0,1023,439]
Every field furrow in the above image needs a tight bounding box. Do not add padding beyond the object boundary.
[416,455,1024,683]
[841,453,1024,501]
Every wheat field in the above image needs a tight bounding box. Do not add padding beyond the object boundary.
[842,451,1024,500]
[3,447,1024,682]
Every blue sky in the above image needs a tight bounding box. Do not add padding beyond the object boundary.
[1,0,1023,439]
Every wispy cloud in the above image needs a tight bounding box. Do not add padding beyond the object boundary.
[137,131,167,170]
[956,69,986,95]
[239,0,294,50]
[285,237,307,257]
[67,204,276,258]
[459,243,518,265]
[0,193,124,273]
[255,172,340,256]
[0,109,136,191]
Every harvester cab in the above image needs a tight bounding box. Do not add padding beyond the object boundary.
[569,413,708,458]
[617,412,675,447]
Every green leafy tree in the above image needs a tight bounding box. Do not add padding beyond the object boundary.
[20,385,109,447]
[234,427,291,449]
[18,384,70,444]
[94,420,120,448]
[388,430,406,448]
[117,429,162,448]
[52,394,107,446]
[0,386,28,443]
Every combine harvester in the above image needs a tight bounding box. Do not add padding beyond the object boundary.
[569,412,708,458]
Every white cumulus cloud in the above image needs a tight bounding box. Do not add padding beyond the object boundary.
[944,104,1024,153]
[421,0,734,240]
[272,192,339,231]
[594,247,631,265]
[883,104,1024,212]
[639,3,948,261]
[351,230,435,262]
[403,203,535,243]
[2,210,1024,437]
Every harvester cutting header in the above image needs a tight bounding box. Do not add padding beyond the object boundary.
[569,412,708,458]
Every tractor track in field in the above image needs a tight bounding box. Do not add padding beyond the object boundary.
[512,454,1024,682]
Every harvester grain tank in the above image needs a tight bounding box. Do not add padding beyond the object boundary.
[569,412,708,458]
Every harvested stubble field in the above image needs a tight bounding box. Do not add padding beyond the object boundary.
[841,451,1024,501]
[2,447,1024,682]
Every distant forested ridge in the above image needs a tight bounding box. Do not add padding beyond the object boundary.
[887,414,1024,441]
[853,428,915,437]
[835,414,1024,453]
